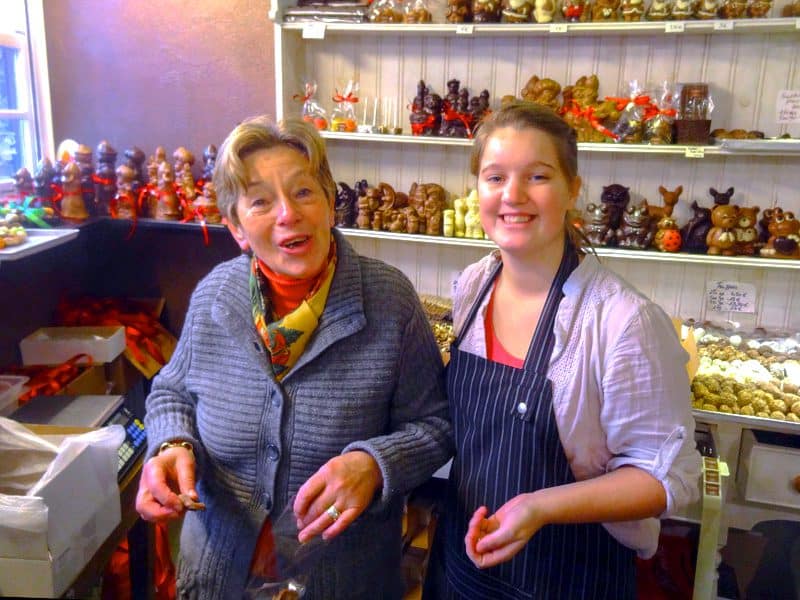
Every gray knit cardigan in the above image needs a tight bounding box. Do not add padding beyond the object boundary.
[144,230,453,599]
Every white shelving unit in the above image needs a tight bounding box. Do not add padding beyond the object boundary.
[271,8,800,597]
[272,8,800,329]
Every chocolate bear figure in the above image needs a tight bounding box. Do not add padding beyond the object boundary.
[734,205,760,255]
[706,204,739,255]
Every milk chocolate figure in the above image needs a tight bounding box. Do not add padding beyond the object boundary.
[173,147,196,179]
[193,180,222,224]
[74,143,96,215]
[154,162,181,220]
[60,160,89,220]
[113,164,138,220]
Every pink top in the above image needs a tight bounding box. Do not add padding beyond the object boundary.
[485,282,524,369]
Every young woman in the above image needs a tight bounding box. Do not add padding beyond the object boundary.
[426,101,701,599]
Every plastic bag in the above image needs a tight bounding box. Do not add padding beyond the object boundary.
[0,417,125,560]
[609,79,652,144]
[644,81,678,145]
[296,80,328,131]
[0,416,59,494]
[330,81,359,133]
[243,498,329,599]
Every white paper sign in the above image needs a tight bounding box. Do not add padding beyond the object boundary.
[302,22,326,39]
[777,90,800,124]
[706,280,756,313]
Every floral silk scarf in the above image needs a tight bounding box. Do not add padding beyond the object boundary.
[249,242,337,380]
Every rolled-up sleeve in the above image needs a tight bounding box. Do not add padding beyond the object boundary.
[602,303,702,516]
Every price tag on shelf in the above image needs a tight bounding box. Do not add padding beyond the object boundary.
[549,23,568,33]
[302,22,326,39]
[706,281,756,313]
[796,17,800,29]
[456,24,474,34]
[684,146,705,158]
[665,21,685,33]
[713,20,734,30]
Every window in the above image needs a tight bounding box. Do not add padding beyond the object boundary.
[0,0,53,192]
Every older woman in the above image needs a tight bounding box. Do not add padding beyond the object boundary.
[136,115,453,599]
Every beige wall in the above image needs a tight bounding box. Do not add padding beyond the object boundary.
[43,0,275,165]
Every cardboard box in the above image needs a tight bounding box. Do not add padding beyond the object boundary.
[0,424,121,597]
[20,326,126,366]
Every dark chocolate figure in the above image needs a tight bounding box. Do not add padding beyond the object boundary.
[33,158,56,207]
[335,181,358,228]
[94,140,118,216]
[600,183,631,235]
[709,186,734,206]
[202,144,218,182]
[680,200,713,253]
[13,167,34,200]
[74,143,96,216]
[124,146,147,194]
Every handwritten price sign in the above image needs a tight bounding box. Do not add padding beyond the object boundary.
[777,90,800,124]
[706,280,756,313]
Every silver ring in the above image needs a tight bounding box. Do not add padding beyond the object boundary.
[325,504,341,521]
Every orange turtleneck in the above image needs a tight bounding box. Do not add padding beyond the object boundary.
[256,258,322,319]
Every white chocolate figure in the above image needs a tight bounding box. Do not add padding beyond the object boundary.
[464,190,484,239]
[646,0,672,18]
[534,0,557,21]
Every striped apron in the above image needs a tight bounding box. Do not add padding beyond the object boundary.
[433,245,636,599]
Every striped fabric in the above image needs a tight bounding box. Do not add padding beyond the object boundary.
[437,243,636,599]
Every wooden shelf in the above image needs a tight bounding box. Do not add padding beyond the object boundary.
[277,17,800,36]
[340,227,800,270]
[320,132,800,157]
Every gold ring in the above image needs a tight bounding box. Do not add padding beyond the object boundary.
[325,504,341,521]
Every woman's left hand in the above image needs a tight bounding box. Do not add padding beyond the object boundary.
[293,450,383,543]
[465,492,546,569]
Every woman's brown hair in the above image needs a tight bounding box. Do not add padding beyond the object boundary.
[470,101,588,251]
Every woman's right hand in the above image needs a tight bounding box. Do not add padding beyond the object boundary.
[135,445,198,522]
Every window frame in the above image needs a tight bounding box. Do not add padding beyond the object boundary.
[0,0,54,194]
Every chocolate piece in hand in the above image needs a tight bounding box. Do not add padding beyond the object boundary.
[179,493,206,511]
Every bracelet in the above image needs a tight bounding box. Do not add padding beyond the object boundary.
[158,440,194,455]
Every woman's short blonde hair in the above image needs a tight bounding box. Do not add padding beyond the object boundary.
[213,115,336,226]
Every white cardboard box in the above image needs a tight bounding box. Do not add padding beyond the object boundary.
[0,425,122,598]
[19,326,126,366]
